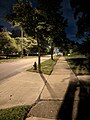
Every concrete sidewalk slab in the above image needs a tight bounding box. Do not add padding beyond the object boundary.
[26,116,56,120]
[77,75,90,81]
[40,74,70,100]
[52,57,72,75]
[0,72,49,109]
[27,100,62,119]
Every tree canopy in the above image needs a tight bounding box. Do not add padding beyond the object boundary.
[70,0,90,56]
[5,0,67,70]
[70,0,90,38]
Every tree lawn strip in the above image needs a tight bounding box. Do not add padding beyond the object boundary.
[27,56,60,75]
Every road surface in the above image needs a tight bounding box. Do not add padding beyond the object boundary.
[0,56,50,81]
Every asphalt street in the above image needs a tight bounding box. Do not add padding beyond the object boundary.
[0,56,50,81]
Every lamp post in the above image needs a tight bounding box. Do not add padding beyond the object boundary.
[21,27,23,58]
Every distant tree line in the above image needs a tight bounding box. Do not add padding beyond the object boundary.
[0,27,37,57]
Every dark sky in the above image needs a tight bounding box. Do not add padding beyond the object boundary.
[0,0,16,30]
[0,0,16,17]
[0,0,77,41]
[62,0,77,40]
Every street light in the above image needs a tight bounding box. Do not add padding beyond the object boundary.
[21,27,23,58]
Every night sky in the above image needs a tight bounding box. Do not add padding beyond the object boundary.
[62,0,77,40]
[0,0,77,41]
[0,0,16,30]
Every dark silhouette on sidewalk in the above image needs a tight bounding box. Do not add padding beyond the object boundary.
[56,77,90,120]
[76,80,90,120]
[56,80,77,120]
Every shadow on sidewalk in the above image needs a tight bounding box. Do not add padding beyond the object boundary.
[40,73,57,98]
[56,77,90,120]
[56,79,77,120]
[76,80,90,120]
[39,72,90,120]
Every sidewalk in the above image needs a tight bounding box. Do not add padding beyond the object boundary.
[0,56,79,120]
[26,56,79,120]
[0,72,49,109]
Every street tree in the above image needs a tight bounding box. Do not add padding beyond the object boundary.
[6,0,67,71]
[6,0,47,71]
[37,0,67,59]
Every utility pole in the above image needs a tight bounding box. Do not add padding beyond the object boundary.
[21,27,23,58]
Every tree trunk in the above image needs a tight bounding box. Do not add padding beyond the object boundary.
[35,31,41,72]
[37,40,41,72]
[51,46,54,60]
[38,50,41,72]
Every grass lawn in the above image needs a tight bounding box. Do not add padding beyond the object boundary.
[27,55,60,75]
[66,55,90,75]
[0,105,31,120]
